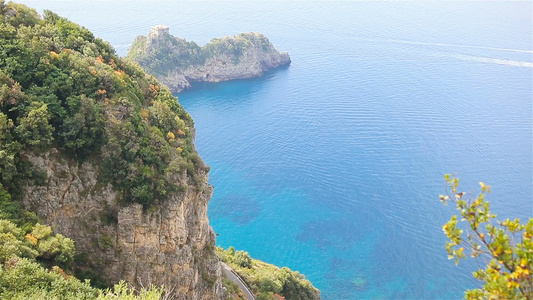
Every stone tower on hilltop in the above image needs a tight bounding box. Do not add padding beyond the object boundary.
[150,25,169,37]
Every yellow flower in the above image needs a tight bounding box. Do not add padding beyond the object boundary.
[520,258,528,267]
[25,233,38,245]
[167,131,176,141]
[140,109,149,120]
[514,265,530,277]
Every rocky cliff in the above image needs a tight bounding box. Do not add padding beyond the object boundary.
[128,26,291,93]
[21,149,222,299]
[0,4,223,299]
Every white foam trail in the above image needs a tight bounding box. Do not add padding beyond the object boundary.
[383,38,533,54]
[364,37,533,68]
[453,54,533,68]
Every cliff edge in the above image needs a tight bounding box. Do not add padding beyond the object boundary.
[0,4,222,299]
[128,26,291,93]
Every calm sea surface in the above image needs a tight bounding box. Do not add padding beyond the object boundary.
[18,1,532,299]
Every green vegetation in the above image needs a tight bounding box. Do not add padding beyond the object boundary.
[0,1,206,211]
[221,275,246,300]
[0,1,210,297]
[128,31,275,77]
[440,175,532,299]
[217,246,320,300]
[0,219,163,299]
[128,33,204,77]
[204,33,273,58]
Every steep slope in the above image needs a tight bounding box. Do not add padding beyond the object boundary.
[218,247,321,300]
[0,3,222,298]
[128,26,291,93]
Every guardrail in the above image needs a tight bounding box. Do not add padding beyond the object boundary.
[220,262,257,300]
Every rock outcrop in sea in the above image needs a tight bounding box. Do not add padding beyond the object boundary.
[128,25,291,93]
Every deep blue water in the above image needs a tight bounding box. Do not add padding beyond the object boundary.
[19,1,532,299]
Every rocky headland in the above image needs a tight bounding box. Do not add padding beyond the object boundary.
[128,25,291,93]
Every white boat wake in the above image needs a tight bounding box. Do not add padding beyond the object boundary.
[382,38,533,54]
[365,38,533,68]
[452,54,533,68]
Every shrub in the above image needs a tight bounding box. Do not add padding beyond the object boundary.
[234,250,252,268]
[440,176,532,299]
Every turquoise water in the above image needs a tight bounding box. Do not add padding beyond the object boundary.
[19,1,533,299]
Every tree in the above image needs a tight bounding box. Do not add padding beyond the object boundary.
[1,1,21,25]
[0,219,38,263]
[440,175,532,299]
[0,113,19,184]
[31,223,75,266]
[0,183,18,221]
[234,250,252,268]
[15,102,54,152]
[58,95,106,158]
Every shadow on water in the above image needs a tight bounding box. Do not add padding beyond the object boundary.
[176,64,291,102]
[210,194,261,225]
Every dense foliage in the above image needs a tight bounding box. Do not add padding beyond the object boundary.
[0,220,74,267]
[128,34,204,77]
[128,31,275,77]
[0,1,206,211]
[440,175,532,299]
[0,219,164,299]
[217,247,320,300]
[204,33,272,58]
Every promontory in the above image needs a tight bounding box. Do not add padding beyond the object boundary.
[127,25,291,93]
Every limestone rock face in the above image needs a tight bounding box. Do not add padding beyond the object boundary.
[21,148,223,300]
[128,27,291,93]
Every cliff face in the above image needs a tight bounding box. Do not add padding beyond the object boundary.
[0,5,223,299]
[128,26,291,93]
[22,148,222,299]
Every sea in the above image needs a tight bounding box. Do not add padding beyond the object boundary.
[16,1,533,299]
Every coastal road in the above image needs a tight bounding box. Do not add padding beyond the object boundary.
[220,262,256,300]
